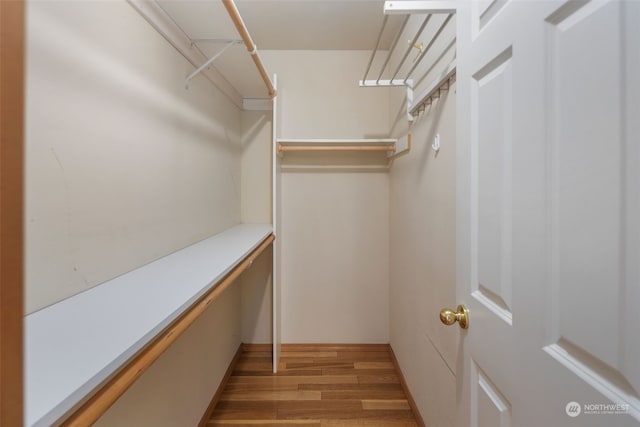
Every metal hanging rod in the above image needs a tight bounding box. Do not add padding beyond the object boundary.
[362,15,389,82]
[390,15,431,81]
[376,15,409,85]
[403,14,453,84]
[359,2,457,90]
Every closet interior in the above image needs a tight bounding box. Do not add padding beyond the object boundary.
[23,1,457,426]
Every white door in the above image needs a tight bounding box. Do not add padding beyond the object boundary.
[455,1,640,426]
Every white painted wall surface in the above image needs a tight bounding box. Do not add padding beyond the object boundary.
[281,171,389,343]
[389,84,457,426]
[25,0,241,313]
[241,111,272,225]
[25,2,245,425]
[94,286,241,427]
[262,51,390,343]
[240,110,274,343]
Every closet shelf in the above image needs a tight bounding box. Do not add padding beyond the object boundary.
[276,138,397,156]
[25,224,273,427]
[359,2,456,123]
[276,137,413,159]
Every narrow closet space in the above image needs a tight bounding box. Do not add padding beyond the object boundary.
[21,1,457,426]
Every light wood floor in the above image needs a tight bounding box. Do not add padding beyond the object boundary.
[206,344,420,426]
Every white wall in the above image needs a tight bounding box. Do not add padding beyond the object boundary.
[94,286,241,427]
[25,2,246,425]
[387,16,458,425]
[26,0,241,314]
[262,51,390,343]
[389,86,457,427]
[240,110,273,343]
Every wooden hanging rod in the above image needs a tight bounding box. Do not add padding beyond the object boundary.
[277,143,395,155]
[60,234,275,427]
[221,0,276,98]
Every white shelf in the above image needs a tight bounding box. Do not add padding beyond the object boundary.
[276,137,411,159]
[25,223,273,427]
[277,138,396,145]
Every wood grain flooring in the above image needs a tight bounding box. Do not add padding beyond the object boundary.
[206,344,419,426]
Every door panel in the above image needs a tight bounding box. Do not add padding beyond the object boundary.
[474,46,513,321]
[472,362,512,427]
[547,0,624,367]
[457,0,640,425]
[542,0,640,415]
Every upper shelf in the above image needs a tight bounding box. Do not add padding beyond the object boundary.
[25,223,273,427]
[276,137,411,159]
[278,138,395,153]
[129,0,275,109]
[360,1,456,89]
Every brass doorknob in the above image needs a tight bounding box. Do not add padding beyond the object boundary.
[439,304,469,329]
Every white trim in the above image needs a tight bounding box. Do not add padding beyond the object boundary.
[384,1,457,14]
[359,79,413,87]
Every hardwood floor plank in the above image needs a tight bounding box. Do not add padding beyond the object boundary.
[285,362,354,370]
[207,345,419,425]
[321,390,407,400]
[322,368,398,376]
[361,400,411,410]
[320,420,417,426]
[224,383,299,392]
[356,374,401,384]
[279,408,415,421]
[278,357,317,364]
[210,401,278,421]
[228,376,359,385]
[209,421,321,426]
[298,383,403,392]
[281,351,338,358]
[353,362,394,370]
[222,390,322,401]
[239,368,324,376]
[335,352,391,361]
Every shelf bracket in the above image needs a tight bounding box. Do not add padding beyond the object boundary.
[359,79,414,123]
[185,41,238,89]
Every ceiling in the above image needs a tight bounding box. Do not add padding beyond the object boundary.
[157,0,403,99]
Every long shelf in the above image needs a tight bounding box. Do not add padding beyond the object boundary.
[276,138,398,156]
[25,224,273,427]
[276,137,412,159]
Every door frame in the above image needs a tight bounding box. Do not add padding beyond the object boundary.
[0,0,25,425]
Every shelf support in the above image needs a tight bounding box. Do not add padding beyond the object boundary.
[185,41,237,89]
